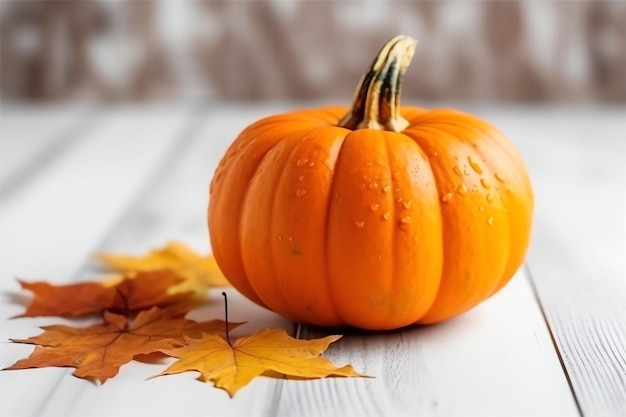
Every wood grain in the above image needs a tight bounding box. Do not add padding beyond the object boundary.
[1,104,622,416]
[0,106,197,417]
[1,105,297,417]
[280,267,578,417]
[64,106,575,417]
[486,106,626,417]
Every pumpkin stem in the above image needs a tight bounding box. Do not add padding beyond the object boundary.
[338,35,417,132]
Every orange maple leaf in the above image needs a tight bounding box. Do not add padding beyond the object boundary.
[155,328,368,397]
[4,307,241,384]
[97,241,229,297]
[16,270,195,318]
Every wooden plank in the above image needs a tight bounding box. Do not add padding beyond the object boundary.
[2,104,615,417]
[78,104,293,257]
[483,106,626,417]
[36,105,575,417]
[0,105,296,417]
[0,104,95,198]
[0,106,197,417]
[277,267,578,417]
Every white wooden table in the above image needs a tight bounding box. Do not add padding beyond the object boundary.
[0,103,624,417]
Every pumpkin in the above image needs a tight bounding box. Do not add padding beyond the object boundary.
[208,35,533,330]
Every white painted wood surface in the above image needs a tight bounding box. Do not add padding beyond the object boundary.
[484,106,626,417]
[0,104,623,417]
[0,105,94,198]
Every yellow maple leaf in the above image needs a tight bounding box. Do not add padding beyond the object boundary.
[97,241,229,296]
[155,328,368,397]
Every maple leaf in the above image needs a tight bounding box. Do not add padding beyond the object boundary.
[15,280,114,318]
[109,270,197,314]
[16,270,195,318]
[155,328,367,397]
[97,241,229,297]
[4,307,241,384]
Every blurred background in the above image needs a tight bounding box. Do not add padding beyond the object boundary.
[1,0,624,104]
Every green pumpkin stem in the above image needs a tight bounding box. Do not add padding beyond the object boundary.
[338,35,417,132]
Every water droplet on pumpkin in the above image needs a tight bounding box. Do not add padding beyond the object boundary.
[486,191,495,202]
[296,189,306,197]
[276,234,283,241]
[288,235,293,242]
[296,158,308,167]
[467,225,474,232]
[403,200,413,209]
[464,169,470,176]
[382,212,391,220]
[468,156,483,174]
[382,185,392,193]
[441,193,453,203]
[413,235,419,242]
[393,171,401,179]
[456,184,468,195]
[495,173,507,183]
[480,178,492,189]
[400,216,411,224]
[309,162,315,167]
[355,221,365,228]
[369,182,379,189]
[479,205,485,211]
[298,175,304,181]
[487,216,494,225]
[453,166,463,177]
[396,196,403,203]
[370,203,380,211]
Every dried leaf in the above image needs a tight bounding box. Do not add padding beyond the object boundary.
[97,241,229,296]
[16,270,195,318]
[156,328,367,397]
[15,280,114,318]
[109,270,196,314]
[4,307,241,383]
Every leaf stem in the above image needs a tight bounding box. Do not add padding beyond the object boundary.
[221,292,232,346]
[115,287,129,316]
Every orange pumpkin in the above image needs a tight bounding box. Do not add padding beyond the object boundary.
[208,35,533,330]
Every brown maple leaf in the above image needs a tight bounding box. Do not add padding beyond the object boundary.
[97,241,230,297]
[155,328,367,397]
[4,307,241,383]
[15,270,195,318]
[108,270,196,314]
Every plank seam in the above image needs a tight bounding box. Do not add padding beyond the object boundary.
[525,263,584,417]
